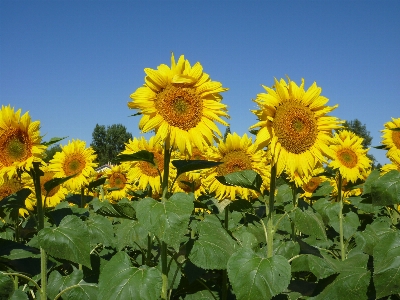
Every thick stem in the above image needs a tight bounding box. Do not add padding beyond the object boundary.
[338,172,345,261]
[32,162,47,300]
[267,164,277,258]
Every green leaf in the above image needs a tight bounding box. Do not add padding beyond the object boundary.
[61,282,98,300]
[311,254,371,300]
[215,170,263,193]
[389,127,400,131]
[38,215,91,268]
[232,226,259,250]
[115,219,148,251]
[291,254,337,280]
[0,272,14,299]
[362,169,381,195]
[311,181,334,199]
[44,174,76,194]
[290,207,327,241]
[373,231,400,298]
[371,170,400,205]
[92,198,136,219]
[172,160,222,177]
[88,177,107,192]
[227,249,291,300]
[189,216,237,269]
[41,136,67,147]
[274,240,300,260]
[0,188,31,208]
[86,215,115,247]
[9,290,29,300]
[112,150,155,165]
[136,193,194,249]
[373,144,387,149]
[98,252,162,300]
[275,184,292,204]
[330,211,360,240]
[47,268,83,300]
[184,290,219,300]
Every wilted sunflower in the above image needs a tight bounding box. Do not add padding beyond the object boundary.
[104,164,134,201]
[122,136,165,194]
[128,53,229,155]
[49,139,97,191]
[250,78,342,179]
[381,117,400,160]
[328,130,371,183]
[0,105,46,182]
[204,132,270,201]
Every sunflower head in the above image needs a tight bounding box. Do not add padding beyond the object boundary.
[0,105,46,182]
[381,117,400,160]
[48,139,98,191]
[104,164,134,201]
[249,78,342,180]
[328,130,372,183]
[128,53,229,155]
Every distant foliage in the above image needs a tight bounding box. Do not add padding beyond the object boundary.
[43,144,62,163]
[90,124,133,165]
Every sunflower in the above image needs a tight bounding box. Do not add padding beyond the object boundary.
[104,164,135,201]
[328,130,371,183]
[381,117,400,160]
[250,78,342,180]
[49,139,98,191]
[128,53,229,155]
[122,136,165,194]
[329,168,370,201]
[296,165,328,199]
[380,152,400,175]
[0,105,46,183]
[203,132,270,201]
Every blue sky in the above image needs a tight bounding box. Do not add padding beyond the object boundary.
[1,0,399,165]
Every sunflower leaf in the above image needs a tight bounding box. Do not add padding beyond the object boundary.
[389,127,400,131]
[216,170,263,193]
[371,170,400,206]
[88,177,106,192]
[372,145,387,149]
[112,150,155,165]
[172,160,222,177]
[0,188,31,208]
[0,272,14,299]
[41,136,67,147]
[44,174,77,194]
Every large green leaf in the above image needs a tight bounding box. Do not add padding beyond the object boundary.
[362,169,380,195]
[290,207,327,241]
[115,219,148,251]
[86,215,115,247]
[0,272,13,299]
[92,198,136,219]
[8,290,29,300]
[275,184,292,204]
[61,282,98,300]
[291,254,337,280]
[215,170,263,193]
[227,248,291,300]
[189,216,237,270]
[113,150,155,165]
[311,254,370,300]
[47,269,83,299]
[329,211,360,240]
[373,231,400,298]
[98,252,162,300]
[371,170,400,205]
[311,181,334,199]
[136,193,194,248]
[184,290,219,300]
[38,215,91,268]
[172,159,222,177]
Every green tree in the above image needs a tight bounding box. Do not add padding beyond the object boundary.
[342,119,378,168]
[43,144,62,163]
[90,124,133,165]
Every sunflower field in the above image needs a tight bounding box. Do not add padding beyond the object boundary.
[1,54,400,300]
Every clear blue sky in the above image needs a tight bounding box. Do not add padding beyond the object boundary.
[1,0,399,165]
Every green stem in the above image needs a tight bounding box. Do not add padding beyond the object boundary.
[161,140,171,201]
[290,182,297,240]
[32,162,47,299]
[4,272,41,291]
[267,164,277,258]
[338,172,345,261]
[221,206,229,300]
[80,187,85,208]
[161,241,168,300]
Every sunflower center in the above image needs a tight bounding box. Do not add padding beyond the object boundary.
[273,102,318,154]
[177,173,201,192]
[217,150,253,176]
[155,85,203,131]
[109,173,127,189]
[63,154,86,176]
[40,172,59,197]
[0,178,23,199]
[392,131,400,149]
[139,152,164,177]
[337,149,358,168]
[302,177,322,193]
[0,128,32,166]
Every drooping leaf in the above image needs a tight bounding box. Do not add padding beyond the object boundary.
[44,174,77,194]
[86,215,115,247]
[112,150,155,165]
[98,252,162,300]
[38,215,91,268]
[371,170,400,205]
[189,215,237,269]
[136,193,194,249]
[215,170,263,193]
[227,248,291,300]
[172,160,222,177]
[92,198,136,219]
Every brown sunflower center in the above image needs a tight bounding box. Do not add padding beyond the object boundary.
[273,102,318,154]
[40,172,59,197]
[217,150,253,176]
[155,85,203,131]
[303,177,322,193]
[392,131,400,149]
[139,151,164,177]
[0,179,22,199]
[177,173,201,192]
[63,154,86,176]
[0,128,32,166]
[337,149,358,168]
[109,172,127,189]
